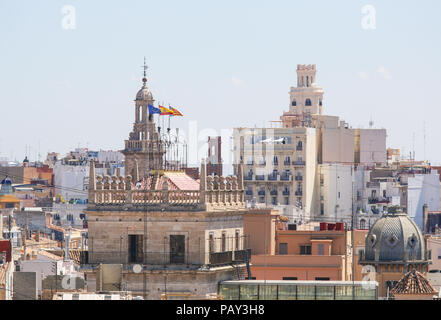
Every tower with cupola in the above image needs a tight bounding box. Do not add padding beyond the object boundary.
[121,60,165,181]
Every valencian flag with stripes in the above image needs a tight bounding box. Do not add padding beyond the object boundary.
[159,105,174,115]
[170,106,183,116]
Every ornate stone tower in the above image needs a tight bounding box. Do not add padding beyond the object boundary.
[122,62,165,181]
[281,64,324,128]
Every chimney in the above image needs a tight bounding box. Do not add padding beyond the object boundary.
[423,204,429,234]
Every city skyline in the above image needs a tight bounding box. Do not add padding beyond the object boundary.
[1,1,440,166]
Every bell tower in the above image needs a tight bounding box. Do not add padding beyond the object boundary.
[122,60,165,181]
[281,64,324,128]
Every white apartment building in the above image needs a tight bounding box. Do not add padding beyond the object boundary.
[234,64,388,224]
[406,170,441,230]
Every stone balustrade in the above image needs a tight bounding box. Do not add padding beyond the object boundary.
[88,160,245,210]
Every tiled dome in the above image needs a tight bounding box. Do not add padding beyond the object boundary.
[364,208,425,262]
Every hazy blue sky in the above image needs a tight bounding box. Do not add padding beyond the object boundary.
[0,0,440,167]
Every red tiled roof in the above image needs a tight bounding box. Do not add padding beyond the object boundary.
[391,269,438,295]
[165,172,200,190]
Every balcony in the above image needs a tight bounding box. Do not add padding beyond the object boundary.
[245,190,253,196]
[233,249,252,263]
[246,161,254,166]
[295,175,303,181]
[258,190,266,196]
[258,161,266,166]
[282,190,290,196]
[280,175,291,181]
[293,161,305,166]
[268,174,278,181]
[296,146,303,151]
[244,175,253,181]
[295,190,303,196]
[209,251,233,265]
[270,190,278,196]
[255,175,265,181]
[368,197,390,204]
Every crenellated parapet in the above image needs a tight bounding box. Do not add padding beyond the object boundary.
[87,159,245,211]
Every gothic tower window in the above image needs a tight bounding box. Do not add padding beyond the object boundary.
[292,100,297,106]
[305,99,312,106]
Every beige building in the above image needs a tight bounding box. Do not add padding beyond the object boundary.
[81,71,253,300]
[233,126,317,221]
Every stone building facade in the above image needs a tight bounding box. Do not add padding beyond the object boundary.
[82,70,252,299]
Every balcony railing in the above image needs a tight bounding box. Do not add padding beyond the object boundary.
[283,161,291,166]
[295,175,303,181]
[209,251,233,265]
[258,190,266,196]
[293,161,305,166]
[244,175,253,181]
[282,191,290,196]
[280,175,291,181]
[295,190,303,196]
[255,175,265,181]
[268,174,278,181]
[245,190,253,196]
[368,197,390,204]
[270,190,278,196]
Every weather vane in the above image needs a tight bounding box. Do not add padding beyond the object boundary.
[141,57,148,84]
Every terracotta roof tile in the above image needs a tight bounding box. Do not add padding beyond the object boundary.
[391,269,438,295]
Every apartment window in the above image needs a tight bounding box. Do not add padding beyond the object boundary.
[279,243,288,255]
[221,232,227,252]
[170,235,185,264]
[320,203,324,215]
[273,156,278,165]
[292,100,296,106]
[317,244,324,256]
[283,277,298,280]
[259,197,265,203]
[235,230,240,251]
[300,245,312,255]
[284,197,289,205]
[315,277,330,281]
[128,235,143,263]
[209,232,214,253]
[272,197,277,205]
[305,99,312,106]
[338,192,341,199]
[360,219,366,230]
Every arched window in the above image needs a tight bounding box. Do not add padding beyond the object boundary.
[292,100,296,106]
[305,99,312,106]
[297,141,303,150]
[138,105,142,122]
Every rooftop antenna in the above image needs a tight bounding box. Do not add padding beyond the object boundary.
[423,121,426,162]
